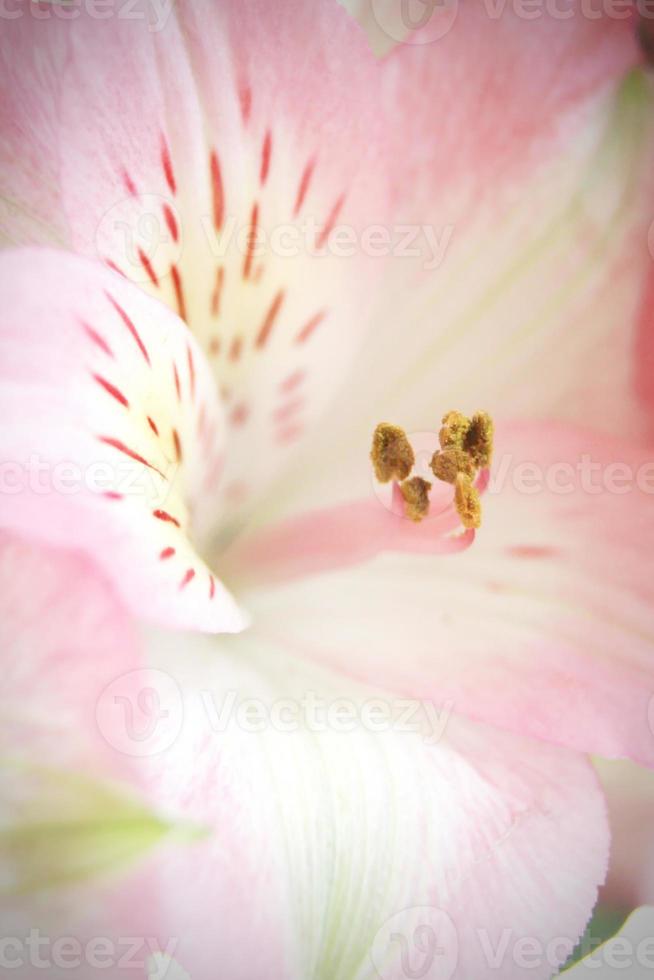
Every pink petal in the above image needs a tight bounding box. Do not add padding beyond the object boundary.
[223,482,476,585]
[2,567,610,979]
[1,3,652,529]
[237,421,654,766]
[0,248,245,633]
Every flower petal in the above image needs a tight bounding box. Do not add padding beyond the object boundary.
[235,422,654,766]
[0,248,244,632]
[4,576,611,980]
[0,533,203,969]
[2,3,652,530]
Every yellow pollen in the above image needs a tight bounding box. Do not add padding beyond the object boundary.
[464,411,494,468]
[371,423,415,483]
[454,473,481,529]
[400,476,432,522]
[371,410,492,529]
[430,447,476,485]
[439,410,471,452]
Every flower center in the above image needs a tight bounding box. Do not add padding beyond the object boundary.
[370,411,494,527]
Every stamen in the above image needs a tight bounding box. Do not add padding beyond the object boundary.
[439,410,471,452]
[454,473,481,529]
[430,447,476,484]
[371,423,415,483]
[371,411,493,528]
[400,476,431,522]
[464,411,494,468]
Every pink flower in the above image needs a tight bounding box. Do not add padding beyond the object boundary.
[0,2,653,978]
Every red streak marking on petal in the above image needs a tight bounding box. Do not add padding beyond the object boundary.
[256,290,284,349]
[106,293,151,365]
[180,568,195,590]
[122,170,137,197]
[138,248,159,287]
[293,158,315,217]
[316,193,345,249]
[209,574,215,599]
[171,264,187,321]
[104,258,127,279]
[239,84,252,125]
[507,545,560,560]
[276,424,303,445]
[103,491,123,501]
[260,130,272,185]
[147,416,160,436]
[83,322,114,358]
[229,403,249,427]
[211,267,225,317]
[210,150,225,231]
[172,428,183,462]
[161,137,177,194]
[160,547,176,560]
[92,373,129,408]
[153,509,181,527]
[209,337,221,357]
[274,397,303,424]
[280,369,305,393]
[99,436,165,478]
[242,203,259,281]
[187,345,196,401]
[296,310,326,344]
[229,337,242,362]
[173,363,181,402]
[225,480,248,504]
[162,204,179,243]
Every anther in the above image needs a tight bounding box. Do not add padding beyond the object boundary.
[430,447,476,485]
[455,473,481,530]
[400,476,431,522]
[464,411,494,468]
[371,423,415,483]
